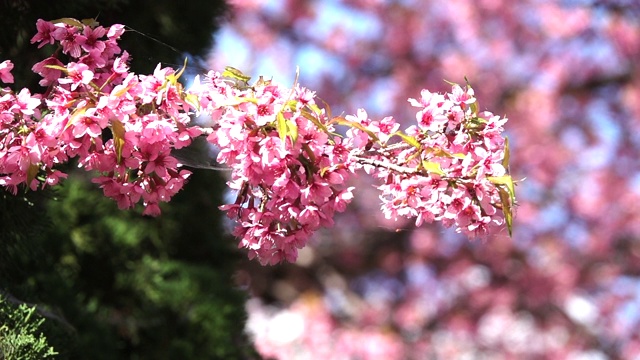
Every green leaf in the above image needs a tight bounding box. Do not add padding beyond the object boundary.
[286,119,298,145]
[301,109,332,136]
[26,163,39,188]
[423,146,465,159]
[217,96,258,108]
[222,66,251,83]
[317,97,333,119]
[111,120,126,164]
[276,112,287,143]
[285,99,299,111]
[497,187,513,237]
[183,93,200,110]
[44,64,68,72]
[487,174,515,204]
[421,161,446,176]
[503,136,510,171]
[334,117,380,143]
[488,174,516,237]
[64,105,88,131]
[51,17,84,28]
[443,79,458,86]
[308,103,324,116]
[81,17,100,27]
[392,130,421,149]
[167,57,188,85]
[470,98,479,115]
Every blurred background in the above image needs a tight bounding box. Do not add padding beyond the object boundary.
[1,0,640,359]
[210,1,640,359]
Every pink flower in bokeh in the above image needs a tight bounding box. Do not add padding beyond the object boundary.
[0,60,14,83]
[58,62,94,90]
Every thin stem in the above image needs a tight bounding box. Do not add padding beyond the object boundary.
[197,126,214,135]
[350,154,420,175]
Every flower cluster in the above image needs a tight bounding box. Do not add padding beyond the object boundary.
[0,19,515,264]
[0,19,200,215]
[344,85,513,238]
[190,73,355,264]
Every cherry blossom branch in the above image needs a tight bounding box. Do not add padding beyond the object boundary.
[350,153,421,175]
[0,18,516,265]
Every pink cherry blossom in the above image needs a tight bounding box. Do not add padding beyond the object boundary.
[31,57,64,86]
[30,19,58,48]
[9,88,40,115]
[58,62,94,90]
[0,60,14,83]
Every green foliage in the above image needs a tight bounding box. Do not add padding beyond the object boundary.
[1,172,257,359]
[42,172,256,359]
[0,3,260,358]
[0,296,57,360]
